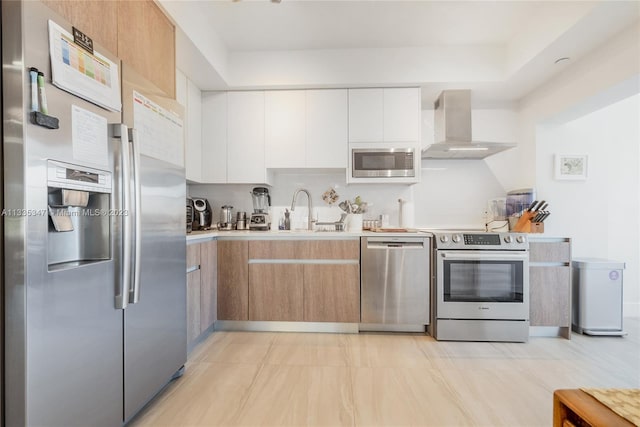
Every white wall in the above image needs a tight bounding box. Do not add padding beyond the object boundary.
[514,22,640,316]
[536,95,640,317]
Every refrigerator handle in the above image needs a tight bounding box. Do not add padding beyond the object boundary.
[128,128,142,304]
[112,123,132,310]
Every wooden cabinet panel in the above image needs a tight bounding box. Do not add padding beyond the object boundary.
[530,241,571,263]
[200,240,217,333]
[186,269,201,345]
[530,266,571,327]
[303,264,360,323]
[301,240,359,260]
[249,240,298,259]
[249,264,304,321]
[118,0,175,98]
[42,0,118,56]
[186,243,200,269]
[217,241,249,320]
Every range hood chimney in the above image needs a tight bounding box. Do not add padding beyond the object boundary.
[421,90,515,159]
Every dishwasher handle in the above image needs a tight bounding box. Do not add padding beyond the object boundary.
[367,241,425,249]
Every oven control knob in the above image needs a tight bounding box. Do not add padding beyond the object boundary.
[452,234,462,243]
[516,235,526,244]
[440,235,449,243]
[504,235,514,244]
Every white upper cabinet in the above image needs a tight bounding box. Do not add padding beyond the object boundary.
[306,89,348,168]
[348,89,384,142]
[265,91,306,168]
[348,87,421,143]
[186,79,202,182]
[177,69,203,182]
[201,92,227,183]
[383,88,421,142]
[227,91,266,183]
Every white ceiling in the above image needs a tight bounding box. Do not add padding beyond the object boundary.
[161,0,640,106]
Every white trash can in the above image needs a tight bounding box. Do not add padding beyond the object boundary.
[572,258,626,336]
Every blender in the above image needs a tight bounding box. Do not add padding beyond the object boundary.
[249,187,271,230]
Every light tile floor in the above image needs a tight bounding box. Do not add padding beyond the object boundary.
[130,319,640,426]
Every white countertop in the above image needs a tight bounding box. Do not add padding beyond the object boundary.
[186,229,431,243]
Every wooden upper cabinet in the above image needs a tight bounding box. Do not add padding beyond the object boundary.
[42,0,119,55]
[118,0,176,98]
[42,0,176,98]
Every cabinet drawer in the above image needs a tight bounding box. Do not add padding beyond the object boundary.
[187,243,201,270]
[249,240,298,259]
[530,241,571,263]
[300,240,359,260]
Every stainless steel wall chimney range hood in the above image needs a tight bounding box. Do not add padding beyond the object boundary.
[421,90,516,159]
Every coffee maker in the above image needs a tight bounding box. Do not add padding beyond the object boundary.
[249,187,271,231]
[192,197,212,230]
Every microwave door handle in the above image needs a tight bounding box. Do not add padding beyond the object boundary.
[128,128,142,304]
[111,123,131,310]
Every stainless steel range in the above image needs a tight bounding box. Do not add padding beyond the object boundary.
[431,231,530,342]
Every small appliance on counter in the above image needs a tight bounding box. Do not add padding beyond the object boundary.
[192,197,212,230]
[186,198,194,233]
[236,211,247,230]
[218,205,235,230]
[249,187,271,231]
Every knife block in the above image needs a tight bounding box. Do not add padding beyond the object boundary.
[511,211,544,233]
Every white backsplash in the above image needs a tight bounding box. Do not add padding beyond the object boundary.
[189,160,506,230]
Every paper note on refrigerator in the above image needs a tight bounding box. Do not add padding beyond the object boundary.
[48,20,121,112]
[133,91,184,167]
[71,105,108,167]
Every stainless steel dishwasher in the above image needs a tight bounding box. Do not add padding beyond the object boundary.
[360,236,431,332]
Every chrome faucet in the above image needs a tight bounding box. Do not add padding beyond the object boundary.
[291,188,314,230]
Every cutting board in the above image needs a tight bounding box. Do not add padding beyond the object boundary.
[369,228,408,232]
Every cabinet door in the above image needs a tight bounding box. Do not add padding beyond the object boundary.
[530,266,571,327]
[42,0,118,56]
[300,240,360,260]
[265,91,306,168]
[200,240,217,333]
[227,92,265,183]
[201,92,228,183]
[249,264,304,321]
[530,242,571,263]
[306,89,348,168]
[383,88,421,142]
[348,89,383,142]
[118,0,175,98]
[186,244,201,345]
[217,241,249,320]
[303,264,360,323]
[185,79,203,182]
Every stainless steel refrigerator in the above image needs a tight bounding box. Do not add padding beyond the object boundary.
[2,1,187,425]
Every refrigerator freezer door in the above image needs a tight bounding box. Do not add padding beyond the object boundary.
[124,153,187,421]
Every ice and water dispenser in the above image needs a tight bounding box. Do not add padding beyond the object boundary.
[47,160,112,270]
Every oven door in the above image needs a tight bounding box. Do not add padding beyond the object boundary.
[436,250,529,320]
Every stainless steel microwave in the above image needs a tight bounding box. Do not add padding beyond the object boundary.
[351,147,415,178]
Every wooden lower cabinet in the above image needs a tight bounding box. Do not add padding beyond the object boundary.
[200,240,217,333]
[303,264,360,323]
[530,266,571,326]
[249,264,304,321]
[217,240,249,320]
[529,238,572,338]
[186,244,201,346]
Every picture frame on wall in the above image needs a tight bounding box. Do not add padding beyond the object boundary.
[555,154,588,180]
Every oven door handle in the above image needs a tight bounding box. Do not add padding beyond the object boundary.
[440,253,528,261]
